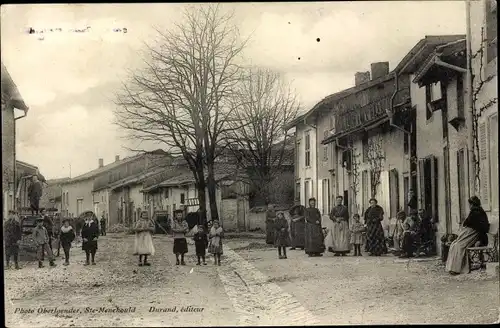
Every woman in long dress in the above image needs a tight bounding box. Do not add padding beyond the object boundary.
[445,196,490,275]
[289,205,306,250]
[363,198,387,256]
[133,211,155,266]
[265,205,276,245]
[328,196,351,256]
[304,198,325,257]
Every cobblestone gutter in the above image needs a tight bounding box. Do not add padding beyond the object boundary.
[217,246,320,326]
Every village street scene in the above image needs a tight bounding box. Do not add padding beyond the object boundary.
[1,2,499,327]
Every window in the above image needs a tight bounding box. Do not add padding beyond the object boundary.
[329,116,334,129]
[305,132,311,167]
[295,140,301,174]
[295,181,301,201]
[486,0,497,63]
[164,188,169,199]
[457,149,467,222]
[418,156,439,221]
[173,204,176,211]
[180,193,185,204]
[388,169,400,219]
[342,149,352,171]
[456,74,465,118]
[76,199,83,216]
[323,145,328,162]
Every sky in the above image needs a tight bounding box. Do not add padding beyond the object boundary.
[1,2,466,180]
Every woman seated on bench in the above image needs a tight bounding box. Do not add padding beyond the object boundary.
[445,196,490,275]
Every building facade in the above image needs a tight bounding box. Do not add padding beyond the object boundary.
[470,0,498,237]
[60,151,170,220]
[1,62,29,218]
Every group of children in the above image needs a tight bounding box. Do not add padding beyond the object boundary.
[270,210,368,259]
[132,209,224,267]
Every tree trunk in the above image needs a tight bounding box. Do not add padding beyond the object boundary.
[206,161,219,222]
[195,162,207,226]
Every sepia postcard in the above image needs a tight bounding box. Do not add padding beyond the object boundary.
[1,2,498,327]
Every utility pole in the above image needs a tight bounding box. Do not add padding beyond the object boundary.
[69,163,72,178]
[465,0,476,197]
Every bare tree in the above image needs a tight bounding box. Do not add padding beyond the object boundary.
[114,4,246,222]
[224,68,300,206]
[471,27,498,194]
[367,135,386,198]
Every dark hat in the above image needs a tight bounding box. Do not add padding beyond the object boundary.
[468,196,481,207]
[308,197,316,202]
[174,209,184,214]
[369,198,378,203]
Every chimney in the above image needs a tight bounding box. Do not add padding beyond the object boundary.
[115,155,120,162]
[370,62,390,80]
[355,71,371,86]
[98,158,104,168]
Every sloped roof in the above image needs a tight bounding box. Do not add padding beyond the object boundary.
[413,39,466,86]
[284,35,466,131]
[63,149,169,184]
[106,166,172,191]
[1,62,28,112]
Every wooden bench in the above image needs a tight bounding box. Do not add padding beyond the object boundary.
[466,233,499,273]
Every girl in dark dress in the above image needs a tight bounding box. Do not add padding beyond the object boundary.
[81,211,99,265]
[59,218,75,266]
[193,225,209,265]
[274,211,290,259]
[289,205,306,250]
[363,198,387,256]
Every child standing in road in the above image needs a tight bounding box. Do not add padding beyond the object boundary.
[59,218,75,266]
[133,211,155,266]
[274,211,290,259]
[349,214,366,256]
[193,225,209,265]
[172,209,189,265]
[208,220,224,266]
[34,218,56,268]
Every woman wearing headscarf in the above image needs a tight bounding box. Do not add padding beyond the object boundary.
[304,198,325,257]
[363,198,387,256]
[445,196,490,275]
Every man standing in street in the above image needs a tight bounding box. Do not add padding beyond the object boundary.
[28,175,43,216]
[4,210,22,270]
[100,214,107,236]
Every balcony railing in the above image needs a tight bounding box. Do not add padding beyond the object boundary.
[336,87,410,133]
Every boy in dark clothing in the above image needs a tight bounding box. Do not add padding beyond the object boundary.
[4,210,22,269]
[33,218,56,268]
[193,225,208,265]
[59,219,76,265]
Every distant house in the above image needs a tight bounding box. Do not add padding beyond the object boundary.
[39,177,71,212]
[60,150,171,223]
[1,62,29,218]
[141,164,250,231]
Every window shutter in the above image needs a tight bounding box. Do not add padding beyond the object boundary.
[431,156,439,221]
[479,121,491,210]
[418,159,426,209]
